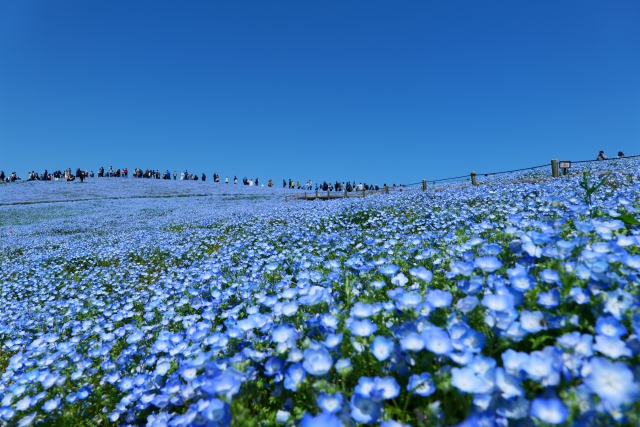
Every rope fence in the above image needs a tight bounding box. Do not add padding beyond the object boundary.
[406,153,640,191]
[288,153,639,201]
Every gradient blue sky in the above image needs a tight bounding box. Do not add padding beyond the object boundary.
[1,1,639,185]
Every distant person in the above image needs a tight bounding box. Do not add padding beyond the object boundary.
[225,177,229,183]
[173,171,177,180]
[596,151,608,161]
[268,179,273,187]
[618,151,625,157]
[234,176,238,184]
[202,173,206,182]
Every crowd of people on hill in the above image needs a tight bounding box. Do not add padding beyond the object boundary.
[2,151,629,185]
[279,179,385,192]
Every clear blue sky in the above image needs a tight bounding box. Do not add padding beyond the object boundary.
[1,1,639,185]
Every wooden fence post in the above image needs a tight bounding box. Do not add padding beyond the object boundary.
[327,190,330,200]
[344,189,348,198]
[304,192,307,200]
[551,159,559,178]
[471,171,477,186]
[422,179,427,191]
[315,190,318,199]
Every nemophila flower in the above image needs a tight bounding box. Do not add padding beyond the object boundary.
[592,335,632,359]
[272,324,298,345]
[302,346,333,376]
[393,291,422,310]
[569,287,590,304]
[275,410,290,424]
[334,358,352,373]
[425,289,452,308]
[537,289,560,308]
[370,335,395,361]
[604,289,634,320]
[482,293,514,312]
[391,273,408,286]
[423,328,453,355]
[400,332,425,352]
[349,319,378,337]
[519,310,546,333]
[540,268,560,284]
[301,411,342,427]
[378,265,400,276]
[530,397,569,425]
[317,392,343,414]
[407,373,435,397]
[370,280,386,290]
[324,332,343,349]
[595,316,627,338]
[408,266,432,282]
[450,260,475,276]
[354,376,401,402]
[350,394,381,424]
[17,412,37,427]
[474,256,502,273]
[509,272,534,292]
[282,301,299,316]
[265,357,285,376]
[201,369,242,399]
[283,363,306,391]
[450,367,485,394]
[455,296,478,313]
[351,302,374,318]
[495,367,524,399]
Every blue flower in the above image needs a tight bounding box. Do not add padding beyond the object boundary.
[425,289,452,308]
[474,256,502,273]
[378,265,400,277]
[455,296,479,313]
[355,376,401,401]
[400,332,425,352]
[537,289,560,308]
[530,397,569,425]
[408,266,433,282]
[569,287,590,304]
[202,398,231,426]
[350,394,381,425]
[592,335,631,359]
[423,328,453,355]
[370,335,395,361]
[584,357,639,408]
[351,302,375,318]
[302,346,333,376]
[316,392,343,414]
[519,310,546,333]
[349,319,378,337]
[283,363,306,391]
[265,357,285,376]
[407,373,435,397]
[595,316,627,338]
[300,412,342,427]
[450,367,485,394]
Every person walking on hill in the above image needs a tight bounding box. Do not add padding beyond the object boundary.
[596,151,608,161]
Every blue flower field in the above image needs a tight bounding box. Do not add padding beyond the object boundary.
[1,160,640,426]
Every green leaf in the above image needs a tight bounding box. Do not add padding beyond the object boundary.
[613,212,640,226]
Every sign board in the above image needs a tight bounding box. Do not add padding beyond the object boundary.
[559,161,571,168]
